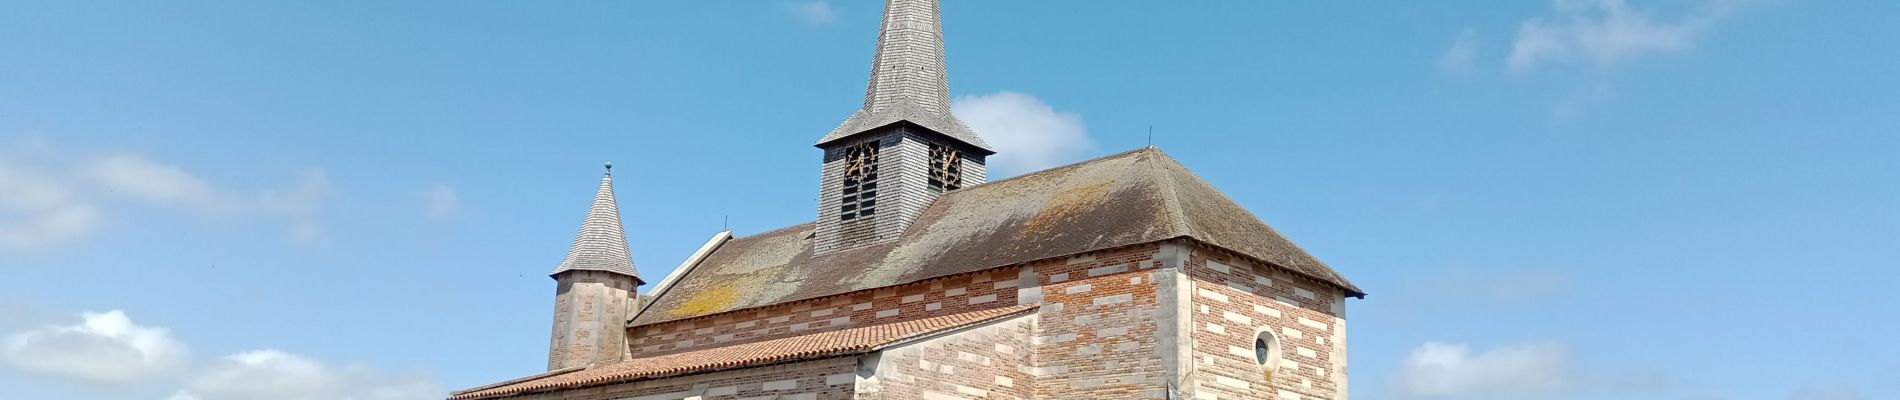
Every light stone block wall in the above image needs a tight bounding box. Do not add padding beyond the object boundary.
[549,270,639,371]
[1024,242,1173,399]
[1181,245,1346,400]
[865,313,1034,400]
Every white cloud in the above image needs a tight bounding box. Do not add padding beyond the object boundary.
[0,310,189,384]
[2,309,440,399]
[170,349,441,400]
[257,169,333,244]
[785,1,835,26]
[81,153,330,220]
[257,168,331,218]
[83,154,235,213]
[1397,341,1571,399]
[1439,29,1481,77]
[952,91,1094,177]
[1508,0,1742,73]
[286,221,325,246]
[419,183,458,221]
[0,161,102,252]
[0,142,337,252]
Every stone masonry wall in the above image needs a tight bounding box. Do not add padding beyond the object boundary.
[549,270,638,371]
[615,241,1346,400]
[506,357,858,400]
[1023,242,1171,399]
[1183,244,1347,400]
[628,266,1023,358]
[866,313,1035,400]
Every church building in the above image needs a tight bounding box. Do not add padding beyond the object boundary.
[450,0,1362,399]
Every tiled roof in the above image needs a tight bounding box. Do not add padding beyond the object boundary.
[549,170,641,281]
[450,304,1038,400]
[633,148,1361,326]
[816,0,991,152]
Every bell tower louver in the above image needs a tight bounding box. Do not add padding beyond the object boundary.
[814,0,992,256]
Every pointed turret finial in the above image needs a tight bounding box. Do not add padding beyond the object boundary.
[604,161,613,175]
[816,0,992,154]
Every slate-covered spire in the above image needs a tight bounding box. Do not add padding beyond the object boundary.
[816,0,991,153]
[550,162,640,282]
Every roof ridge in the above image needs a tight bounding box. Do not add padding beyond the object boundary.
[1141,149,1197,238]
[1144,151,1363,296]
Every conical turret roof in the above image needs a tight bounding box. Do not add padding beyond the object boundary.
[551,165,640,282]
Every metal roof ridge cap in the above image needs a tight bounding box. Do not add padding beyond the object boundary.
[630,230,733,324]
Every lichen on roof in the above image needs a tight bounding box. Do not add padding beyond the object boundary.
[633,148,1361,326]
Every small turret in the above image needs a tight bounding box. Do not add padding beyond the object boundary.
[546,162,643,370]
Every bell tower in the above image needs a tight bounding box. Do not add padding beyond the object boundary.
[546,162,643,370]
[814,0,993,256]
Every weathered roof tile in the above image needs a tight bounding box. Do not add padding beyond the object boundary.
[634,148,1359,326]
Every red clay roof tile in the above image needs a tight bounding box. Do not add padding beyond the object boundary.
[451,304,1038,400]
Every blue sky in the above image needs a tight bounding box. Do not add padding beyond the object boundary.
[2,1,1896,399]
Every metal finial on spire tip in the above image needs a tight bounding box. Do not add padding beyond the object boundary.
[604,161,613,175]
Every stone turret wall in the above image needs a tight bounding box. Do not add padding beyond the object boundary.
[548,270,639,370]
